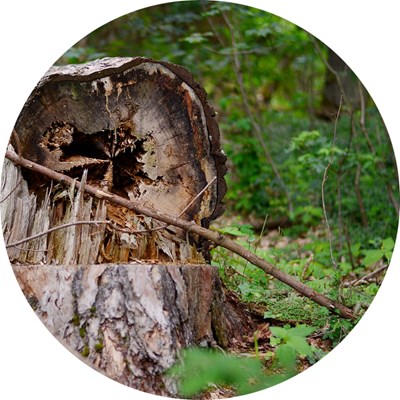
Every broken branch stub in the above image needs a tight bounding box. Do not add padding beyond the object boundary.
[12,57,227,262]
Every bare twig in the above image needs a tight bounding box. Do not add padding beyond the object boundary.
[5,149,355,319]
[6,220,103,249]
[336,113,355,251]
[321,96,342,269]
[5,220,151,249]
[344,265,388,287]
[0,177,23,204]
[178,176,217,218]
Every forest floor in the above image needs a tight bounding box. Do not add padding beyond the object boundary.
[194,214,389,398]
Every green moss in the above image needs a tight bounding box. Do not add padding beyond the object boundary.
[81,346,90,357]
[71,314,80,326]
[79,327,86,338]
[94,341,104,352]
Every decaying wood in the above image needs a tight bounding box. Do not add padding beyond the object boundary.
[5,149,355,320]
[12,262,248,397]
[10,57,227,263]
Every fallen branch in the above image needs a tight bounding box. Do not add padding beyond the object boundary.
[4,149,355,319]
[344,265,388,288]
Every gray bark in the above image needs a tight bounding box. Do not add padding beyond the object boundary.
[12,263,240,397]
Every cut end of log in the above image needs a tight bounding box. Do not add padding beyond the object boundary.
[5,57,227,264]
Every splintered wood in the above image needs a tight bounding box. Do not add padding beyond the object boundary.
[3,57,227,264]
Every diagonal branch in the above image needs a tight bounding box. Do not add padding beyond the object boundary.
[4,149,354,319]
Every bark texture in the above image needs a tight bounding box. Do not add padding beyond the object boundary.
[12,263,247,397]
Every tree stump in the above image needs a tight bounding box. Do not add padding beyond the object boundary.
[1,57,251,397]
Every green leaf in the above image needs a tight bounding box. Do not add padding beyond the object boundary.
[362,249,384,267]
[382,237,395,253]
[270,326,289,340]
[218,226,245,236]
[350,242,361,257]
[275,344,297,370]
[289,324,316,337]
[286,336,313,357]
[181,32,212,44]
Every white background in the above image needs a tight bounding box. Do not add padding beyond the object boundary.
[0,1,398,399]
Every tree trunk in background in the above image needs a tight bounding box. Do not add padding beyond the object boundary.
[317,48,365,118]
[2,57,250,397]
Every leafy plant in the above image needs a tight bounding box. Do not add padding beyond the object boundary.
[270,324,318,372]
[166,348,286,397]
[361,237,394,267]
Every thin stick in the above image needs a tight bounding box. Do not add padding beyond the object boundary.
[0,177,23,204]
[321,96,342,269]
[5,149,354,319]
[6,220,155,249]
[178,176,216,218]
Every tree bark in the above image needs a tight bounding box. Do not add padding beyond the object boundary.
[12,262,249,397]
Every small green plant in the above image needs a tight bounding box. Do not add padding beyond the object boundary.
[94,341,104,352]
[361,237,394,267]
[269,324,319,373]
[167,348,287,397]
[323,317,356,346]
[81,346,90,357]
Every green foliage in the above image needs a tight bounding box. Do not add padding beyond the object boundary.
[56,0,398,245]
[167,325,320,397]
[270,324,319,371]
[361,237,394,267]
[212,221,389,343]
[166,348,281,397]
[322,317,356,347]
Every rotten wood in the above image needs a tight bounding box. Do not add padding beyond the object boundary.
[11,57,227,262]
